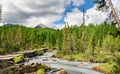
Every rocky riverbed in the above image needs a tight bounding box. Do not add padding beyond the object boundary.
[0,63,50,74]
[0,50,104,74]
[24,50,104,74]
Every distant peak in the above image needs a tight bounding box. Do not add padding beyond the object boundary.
[35,24,46,28]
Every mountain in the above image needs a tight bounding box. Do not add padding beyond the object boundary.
[35,24,46,28]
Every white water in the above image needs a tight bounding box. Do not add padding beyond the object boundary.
[24,50,104,74]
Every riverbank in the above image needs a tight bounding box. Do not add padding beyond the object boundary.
[0,49,68,74]
[24,50,103,74]
[0,49,104,74]
[0,62,50,74]
[0,48,49,62]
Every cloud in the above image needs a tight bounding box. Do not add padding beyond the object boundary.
[2,0,65,27]
[64,8,83,26]
[1,0,120,29]
[0,0,2,5]
[65,7,107,26]
[72,0,85,6]
[65,0,85,6]
[85,0,120,25]
[85,6,108,25]
[111,0,120,18]
[53,24,64,29]
[65,0,120,26]
[25,15,63,27]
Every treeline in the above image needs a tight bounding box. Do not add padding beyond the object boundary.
[56,23,120,74]
[0,25,58,54]
[0,24,120,56]
[0,24,120,57]
[57,23,120,62]
[0,24,120,73]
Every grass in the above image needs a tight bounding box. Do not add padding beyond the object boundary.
[92,63,115,74]
[54,50,116,63]
[53,50,120,74]
[70,54,87,61]
[54,52,89,61]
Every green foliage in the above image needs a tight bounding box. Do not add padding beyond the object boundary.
[0,48,5,54]
[0,23,120,74]
[37,69,45,74]
[34,49,42,56]
[13,54,24,63]
[93,63,114,74]
[113,56,120,73]
[103,35,115,53]
[0,25,58,53]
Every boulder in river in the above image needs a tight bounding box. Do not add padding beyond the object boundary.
[42,58,49,61]
[56,68,67,74]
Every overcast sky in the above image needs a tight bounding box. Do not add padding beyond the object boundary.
[0,0,120,28]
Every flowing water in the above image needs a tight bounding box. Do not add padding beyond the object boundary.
[24,50,104,74]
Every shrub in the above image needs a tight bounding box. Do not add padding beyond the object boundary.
[34,49,42,56]
[37,69,45,74]
[13,54,24,63]
[113,57,120,73]
[0,48,5,54]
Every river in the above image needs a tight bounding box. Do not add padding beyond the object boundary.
[24,50,104,74]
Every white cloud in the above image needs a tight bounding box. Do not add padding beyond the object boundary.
[1,0,120,29]
[65,0,85,6]
[0,0,2,5]
[65,0,71,6]
[2,0,65,27]
[85,0,120,25]
[25,14,62,27]
[111,0,120,18]
[53,24,64,29]
[72,0,85,6]
[65,8,83,26]
[65,0,120,26]
[85,6,108,25]
[65,7,107,26]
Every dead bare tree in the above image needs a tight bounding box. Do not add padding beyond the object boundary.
[94,0,120,28]
[0,5,2,21]
[82,7,85,25]
[108,0,120,28]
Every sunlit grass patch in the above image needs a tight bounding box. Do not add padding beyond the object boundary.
[92,63,114,74]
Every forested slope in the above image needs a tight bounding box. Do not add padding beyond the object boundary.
[0,23,120,73]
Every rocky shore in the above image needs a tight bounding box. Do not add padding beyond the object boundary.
[0,49,68,74]
[0,62,50,74]
[0,61,67,74]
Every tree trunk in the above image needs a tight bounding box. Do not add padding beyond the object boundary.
[108,0,120,28]
[82,8,85,25]
[0,5,2,21]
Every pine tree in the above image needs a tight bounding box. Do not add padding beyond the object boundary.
[0,26,5,49]
[102,35,115,54]
[62,22,70,54]
[71,32,78,54]
[30,29,35,50]
[80,25,86,53]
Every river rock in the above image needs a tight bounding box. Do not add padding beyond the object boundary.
[42,58,49,61]
[52,59,56,61]
[0,61,14,69]
[56,68,67,74]
[0,63,4,69]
